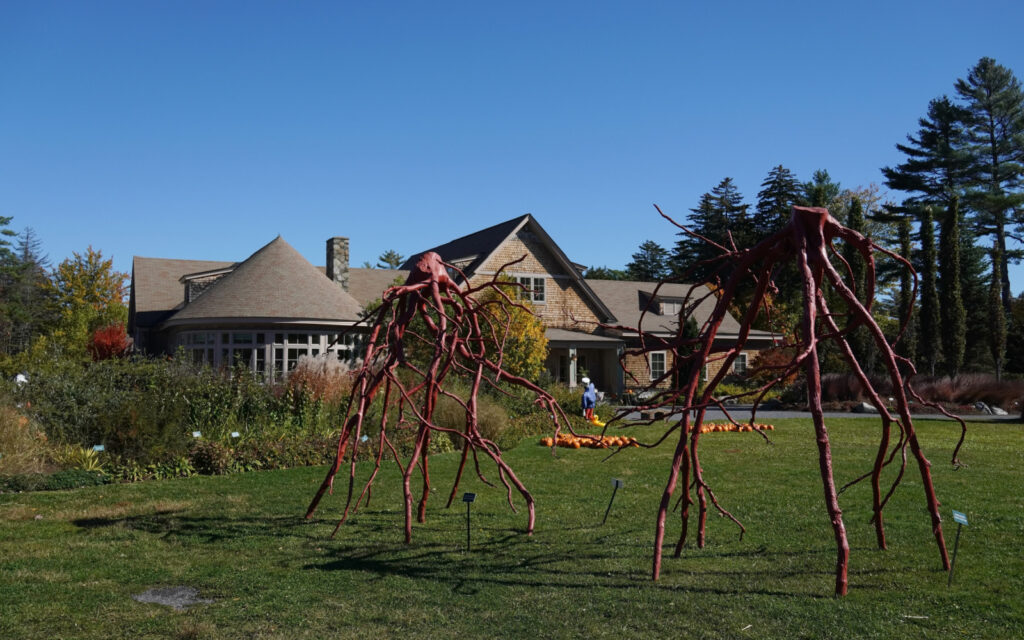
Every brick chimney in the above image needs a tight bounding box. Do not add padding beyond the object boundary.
[326,237,349,292]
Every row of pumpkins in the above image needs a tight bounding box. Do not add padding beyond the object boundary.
[539,434,639,449]
[539,423,777,449]
[698,422,776,433]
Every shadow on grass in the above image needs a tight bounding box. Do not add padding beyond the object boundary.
[72,510,320,543]
[71,509,845,599]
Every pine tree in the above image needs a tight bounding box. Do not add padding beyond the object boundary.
[0,216,21,354]
[376,249,405,269]
[894,216,917,366]
[955,57,1024,313]
[918,207,942,376]
[625,240,670,281]
[754,165,803,236]
[938,198,966,377]
[842,198,875,372]
[988,243,1007,380]
[584,266,628,280]
[671,178,751,280]
[672,192,720,280]
[882,96,971,210]
[803,169,842,208]
[6,228,56,354]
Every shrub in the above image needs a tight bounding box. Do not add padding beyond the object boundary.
[0,469,110,493]
[434,386,508,447]
[88,323,130,361]
[0,405,51,475]
[51,444,103,471]
[286,354,356,405]
[819,372,1024,411]
[188,439,233,475]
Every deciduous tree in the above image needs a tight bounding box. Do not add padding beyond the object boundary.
[46,246,128,359]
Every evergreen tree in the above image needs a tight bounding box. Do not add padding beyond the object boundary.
[1005,293,1024,375]
[753,166,804,329]
[802,169,842,208]
[671,178,752,280]
[918,207,941,376]
[882,96,971,210]
[0,216,21,354]
[625,240,670,281]
[955,57,1024,313]
[894,216,917,366]
[5,228,56,354]
[584,265,628,280]
[842,198,875,371]
[938,198,966,376]
[376,249,405,269]
[754,165,802,236]
[988,243,1007,380]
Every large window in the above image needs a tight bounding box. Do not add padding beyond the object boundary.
[732,352,748,375]
[177,329,364,381]
[517,276,546,303]
[650,351,666,381]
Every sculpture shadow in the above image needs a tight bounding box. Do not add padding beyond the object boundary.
[72,509,869,599]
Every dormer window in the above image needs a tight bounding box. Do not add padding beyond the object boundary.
[660,300,682,316]
[517,276,546,303]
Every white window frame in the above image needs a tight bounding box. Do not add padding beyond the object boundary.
[650,351,666,381]
[660,300,682,316]
[516,275,546,304]
[732,352,748,375]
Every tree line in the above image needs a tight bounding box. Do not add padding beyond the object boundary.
[587,57,1024,379]
[0,217,128,368]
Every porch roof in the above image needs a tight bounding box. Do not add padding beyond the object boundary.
[544,328,623,348]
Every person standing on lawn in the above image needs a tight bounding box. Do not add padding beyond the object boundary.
[581,376,597,421]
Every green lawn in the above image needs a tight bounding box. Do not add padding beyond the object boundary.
[2,418,1022,639]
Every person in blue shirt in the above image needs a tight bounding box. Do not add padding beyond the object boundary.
[581,376,597,421]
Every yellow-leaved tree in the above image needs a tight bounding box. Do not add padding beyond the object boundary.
[37,247,128,361]
[475,282,548,382]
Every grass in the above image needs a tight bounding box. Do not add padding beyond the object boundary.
[2,417,1023,639]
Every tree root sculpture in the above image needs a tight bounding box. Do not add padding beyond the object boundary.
[606,205,965,596]
[306,252,573,542]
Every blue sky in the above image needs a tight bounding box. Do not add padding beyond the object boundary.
[2,1,1023,291]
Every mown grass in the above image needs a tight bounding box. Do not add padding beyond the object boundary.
[2,418,1022,639]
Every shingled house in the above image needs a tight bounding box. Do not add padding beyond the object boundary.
[401,215,777,395]
[129,214,775,394]
[128,236,401,380]
[400,214,625,393]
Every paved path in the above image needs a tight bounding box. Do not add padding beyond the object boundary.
[612,405,1018,423]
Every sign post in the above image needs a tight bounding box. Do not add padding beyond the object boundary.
[947,510,968,587]
[603,479,624,525]
[462,493,476,551]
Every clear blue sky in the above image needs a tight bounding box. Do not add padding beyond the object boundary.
[2,1,1023,291]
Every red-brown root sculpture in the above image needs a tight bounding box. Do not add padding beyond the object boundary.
[305,252,575,542]
[600,205,966,596]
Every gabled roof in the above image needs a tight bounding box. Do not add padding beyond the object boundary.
[399,215,528,275]
[585,279,774,342]
[403,214,616,323]
[161,236,363,327]
[345,267,409,307]
[131,256,234,329]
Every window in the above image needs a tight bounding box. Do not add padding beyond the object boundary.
[733,353,748,375]
[661,300,682,316]
[650,351,666,381]
[517,276,546,303]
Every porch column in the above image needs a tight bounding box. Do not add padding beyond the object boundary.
[569,346,578,388]
[615,344,625,395]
